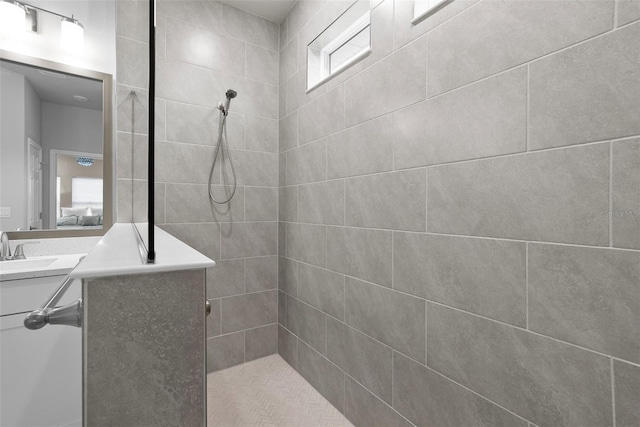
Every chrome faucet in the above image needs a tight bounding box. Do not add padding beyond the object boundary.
[0,231,10,260]
[12,242,39,260]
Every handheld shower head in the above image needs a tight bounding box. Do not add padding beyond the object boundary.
[226,89,237,99]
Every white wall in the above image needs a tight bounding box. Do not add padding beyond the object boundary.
[0,0,116,75]
[0,67,27,231]
[41,102,102,227]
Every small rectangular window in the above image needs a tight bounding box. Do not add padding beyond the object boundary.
[307,0,371,92]
[412,0,453,24]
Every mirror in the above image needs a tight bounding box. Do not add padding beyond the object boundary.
[0,51,113,238]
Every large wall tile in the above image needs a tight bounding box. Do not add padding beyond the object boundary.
[345,36,426,127]
[428,304,612,426]
[206,332,244,372]
[298,263,345,320]
[280,35,298,85]
[298,85,345,144]
[167,105,244,149]
[245,187,278,221]
[246,44,278,86]
[618,0,640,25]
[117,0,149,42]
[327,227,392,287]
[298,341,345,412]
[116,37,149,89]
[221,3,279,51]
[344,376,411,427]
[427,0,613,96]
[345,278,425,362]
[279,112,298,152]
[157,58,219,107]
[345,169,426,232]
[529,22,640,150]
[393,353,527,427]
[286,66,328,114]
[232,79,279,119]
[612,138,640,249]
[393,233,526,326]
[206,298,221,338]
[286,223,326,267]
[528,244,640,363]
[326,318,393,404]
[327,114,393,179]
[427,143,610,245]
[220,222,277,259]
[165,18,245,76]
[286,296,326,354]
[156,142,214,184]
[246,115,278,153]
[245,256,278,293]
[278,290,286,325]
[614,360,640,427]
[279,186,298,222]
[229,150,278,187]
[221,290,277,333]
[157,0,221,31]
[245,324,278,362]
[206,259,244,298]
[286,139,327,185]
[287,0,327,37]
[298,181,345,225]
[278,325,298,368]
[393,67,527,169]
[165,184,244,223]
[160,223,220,260]
[279,257,298,296]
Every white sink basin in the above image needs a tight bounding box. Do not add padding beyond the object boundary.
[0,254,85,281]
[0,257,57,272]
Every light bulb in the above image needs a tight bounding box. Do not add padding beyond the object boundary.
[60,17,84,52]
[0,0,26,35]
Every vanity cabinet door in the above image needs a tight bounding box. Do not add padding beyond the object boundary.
[0,312,81,427]
[1,275,80,316]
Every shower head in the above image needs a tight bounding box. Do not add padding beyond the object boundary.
[226,89,237,99]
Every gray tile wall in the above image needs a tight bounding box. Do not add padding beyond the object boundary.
[116,0,279,372]
[278,1,640,426]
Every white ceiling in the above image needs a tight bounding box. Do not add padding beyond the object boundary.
[1,60,103,111]
[222,0,297,23]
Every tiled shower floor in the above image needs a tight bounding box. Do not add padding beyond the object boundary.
[207,354,353,426]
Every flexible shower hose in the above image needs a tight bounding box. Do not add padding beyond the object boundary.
[208,108,237,204]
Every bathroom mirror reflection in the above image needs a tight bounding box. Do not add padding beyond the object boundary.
[0,53,113,237]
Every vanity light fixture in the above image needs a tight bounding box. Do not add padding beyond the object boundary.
[0,0,26,34]
[0,0,84,52]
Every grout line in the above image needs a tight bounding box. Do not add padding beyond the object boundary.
[611,357,617,427]
[423,360,532,425]
[424,300,428,364]
[614,0,619,28]
[609,142,614,247]
[391,232,395,289]
[207,322,280,342]
[391,351,395,407]
[525,242,529,330]
[282,223,640,254]
[343,372,417,427]
[526,64,530,152]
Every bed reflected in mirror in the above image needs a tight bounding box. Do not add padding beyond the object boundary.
[0,53,112,237]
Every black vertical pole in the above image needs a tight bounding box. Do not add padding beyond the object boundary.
[147,0,156,263]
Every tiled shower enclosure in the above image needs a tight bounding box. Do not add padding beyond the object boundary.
[114,0,640,426]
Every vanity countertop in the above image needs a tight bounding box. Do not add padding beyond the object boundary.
[0,253,85,282]
[69,223,215,280]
